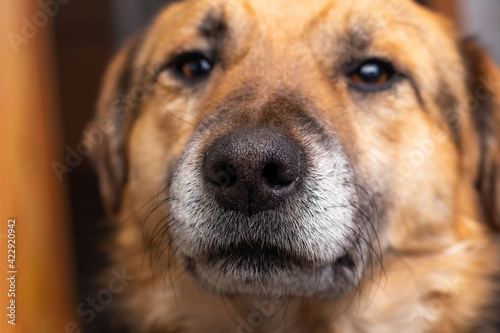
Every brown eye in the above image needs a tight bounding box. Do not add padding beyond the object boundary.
[348,59,396,89]
[174,52,213,80]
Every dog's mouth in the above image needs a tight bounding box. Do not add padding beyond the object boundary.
[180,239,359,297]
[203,242,309,271]
[189,241,356,271]
[189,242,311,273]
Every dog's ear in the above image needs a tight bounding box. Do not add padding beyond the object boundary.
[86,33,144,215]
[462,39,500,231]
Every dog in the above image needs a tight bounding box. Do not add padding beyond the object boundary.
[86,0,500,331]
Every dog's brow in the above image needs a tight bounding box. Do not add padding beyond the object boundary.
[344,27,371,52]
[197,8,228,41]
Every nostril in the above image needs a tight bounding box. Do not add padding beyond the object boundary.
[262,163,295,187]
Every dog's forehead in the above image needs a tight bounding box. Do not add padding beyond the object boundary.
[150,0,422,41]
[231,0,414,25]
[203,0,416,20]
[143,0,436,68]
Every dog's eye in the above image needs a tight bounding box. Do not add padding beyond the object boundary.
[174,52,213,80]
[347,59,396,89]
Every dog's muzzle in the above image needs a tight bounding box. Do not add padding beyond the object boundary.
[169,109,367,297]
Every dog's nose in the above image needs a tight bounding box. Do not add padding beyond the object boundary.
[203,129,304,216]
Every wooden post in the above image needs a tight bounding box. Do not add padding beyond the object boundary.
[0,1,79,332]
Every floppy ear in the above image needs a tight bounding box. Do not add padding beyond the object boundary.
[86,33,145,215]
[462,39,500,231]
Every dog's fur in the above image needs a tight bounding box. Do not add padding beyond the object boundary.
[87,0,500,332]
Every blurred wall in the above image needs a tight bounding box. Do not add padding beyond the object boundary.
[461,0,500,64]
[111,0,172,48]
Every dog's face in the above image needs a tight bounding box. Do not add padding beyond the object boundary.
[90,0,500,301]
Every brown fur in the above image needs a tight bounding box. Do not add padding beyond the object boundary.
[87,0,500,332]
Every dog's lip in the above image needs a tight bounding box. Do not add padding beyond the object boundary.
[182,241,356,272]
[181,242,359,297]
[204,242,314,269]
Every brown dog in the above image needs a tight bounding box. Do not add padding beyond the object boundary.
[87,0,500,331]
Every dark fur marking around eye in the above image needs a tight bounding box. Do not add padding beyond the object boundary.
[198,8,228,42]
[335,27,372,58]
[346,27,371,52]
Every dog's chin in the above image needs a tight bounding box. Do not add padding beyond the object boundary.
[181,245,360,298]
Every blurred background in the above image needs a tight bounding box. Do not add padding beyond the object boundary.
[1,0,499,332]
